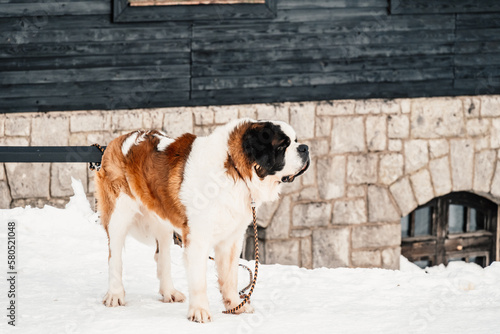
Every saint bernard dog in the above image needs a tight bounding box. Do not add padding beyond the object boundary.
[95,118,309,323]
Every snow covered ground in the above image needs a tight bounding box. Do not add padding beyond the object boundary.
[1,179,500,334]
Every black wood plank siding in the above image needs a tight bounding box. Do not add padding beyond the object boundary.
[0,0,499,113]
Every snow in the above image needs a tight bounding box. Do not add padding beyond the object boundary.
[1,179,500,333]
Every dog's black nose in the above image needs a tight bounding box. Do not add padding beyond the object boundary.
[298,144,308,153]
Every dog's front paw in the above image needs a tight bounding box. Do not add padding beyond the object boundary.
[160,288,186,303]
[226,301,254,314]
[103,290,125,307]
[187,306,212,323]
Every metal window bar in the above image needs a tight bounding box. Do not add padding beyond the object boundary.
[0,146,106,163]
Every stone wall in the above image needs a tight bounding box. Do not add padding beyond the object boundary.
[1,95,500,270]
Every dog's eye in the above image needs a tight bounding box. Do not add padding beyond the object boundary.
[295,139,298,143]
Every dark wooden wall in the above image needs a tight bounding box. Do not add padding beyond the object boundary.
[1,0,499,113]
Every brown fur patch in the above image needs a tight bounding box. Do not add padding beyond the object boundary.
[95,130,196,245]
[226,121,255,180]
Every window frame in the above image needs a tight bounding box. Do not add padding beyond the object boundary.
[113,0,277,23]
[401,192,498,268]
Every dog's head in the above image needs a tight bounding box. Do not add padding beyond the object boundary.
[232,120,309,184]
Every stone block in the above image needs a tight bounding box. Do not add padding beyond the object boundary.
[290,103,315,139]
[473,150,496,193]
[87,132,116,146]
[355,99,381,114]
[405,140,428,174]
[111,111,143,131]
[304,138,329,157]
[50,163,88,197]
[256,199,280,228]
[163,109,193,138]
[429,139,449,159]
[352,250,381,268]
[0,137,29,146]
[381,247,401,270]
[332,199,366,224]
[265,239,299,266]
[429,157,452,197]
[388,115,409,139]
[399,99,411,114]
[301,237,312,269]
[347,154,378,184]
[312,228,350,268]
[411,98,465,138]
[70,112,109,132]
[317,100,354,116]
[5,116,31,136]
[381,100,400,114]
[237,105,257,119]
[213,107,238,124]
[366,116,387,151]
[317,156,345,199]
[0,114,4,136]
[331,117,365,153]
[0,164,4,180]
[379,153,404,185]
[257,104,289,122]
[481,95,500,117]
[368,185,399,222]
[352,223,401,249]
[193,107,214,125]
[291,187,318,202]
[475,137,490,151]
[467,119,489,137]
[6,163,50,199]
[388,139,402,151]
[315,116,331,137]
[142,109,164,129]
[450,139,474,191]
[491,119,500,148]
[266,197,291,239]
[0,181,12,209]
[300,157,316,186]
[292,202,331,227]
[463,97,481,118]
[410,169,434,205]
[32,114,70,146]
[390,177,417,217]
[347,185,365,198]
[490,164,500,199]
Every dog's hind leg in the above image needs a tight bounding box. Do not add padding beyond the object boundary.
[103,194,137,307]
[155,230,186,303]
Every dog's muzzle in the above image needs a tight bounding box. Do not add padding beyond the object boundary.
[281,158,310,183]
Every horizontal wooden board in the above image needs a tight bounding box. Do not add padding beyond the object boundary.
[1,27,191,45]
[457,28,500,42]
[192,67,453,90]
[455,54,500,66]
[273,7,388,23]
[191,80,456,104]
[193,15,455,38]
[0,91,190,113]
[277,0,387,10]
[456,13,500,30]
[454,79,500,95]
[193,55,453,77]
[391,0,500,15]
[1,65,190,85]
[455,41,500,54]
[0,40,190,58]
[193,43,454,63]
[0,53,190,71]
[0,2,110,18]
[455,66,500,79]
[192,30,455,51]
[0,78,189,98]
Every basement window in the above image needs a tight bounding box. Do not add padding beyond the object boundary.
[401,192,498,269]
[114,0,276,22]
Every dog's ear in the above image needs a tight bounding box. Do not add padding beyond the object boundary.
[242,122,276,178]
